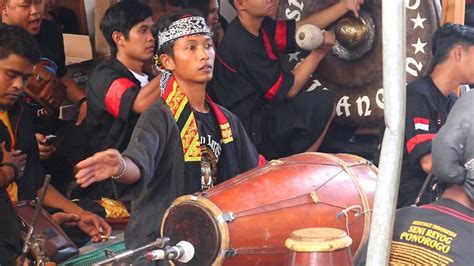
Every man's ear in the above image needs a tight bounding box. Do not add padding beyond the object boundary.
[1,1,7,18]
[453,46,465,62]
[234,0,245,11]
[160,54,176,71]
[112,31,125,48]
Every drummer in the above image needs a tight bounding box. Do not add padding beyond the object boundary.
[208,0,364,159]
[75,9,264,264]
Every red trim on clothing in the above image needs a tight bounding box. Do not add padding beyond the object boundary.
[162,76,176,99]
[274,21,288,54]
[414,117,430,125]
[261,29,278,60]
[421,204,474,223]
[216,55,238,74]
[257,154,266,167]
[105,78,136,119]
[206,95,229,126]
[263,72,283,101]
[406,134,435,154]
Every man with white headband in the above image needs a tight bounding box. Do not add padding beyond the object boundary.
[356,91,474,265]
[74,10,264,261]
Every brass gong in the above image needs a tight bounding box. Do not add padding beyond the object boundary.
[278,0,441,126]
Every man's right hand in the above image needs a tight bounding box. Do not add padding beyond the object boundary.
[35,133,57,160]
[75,149,123,188]
[315,31,336,55]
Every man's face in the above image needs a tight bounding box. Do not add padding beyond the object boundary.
[240,0,277,17]
[207,0,220,28]
[1,0,45,35]
[167,34,215,84]
[0,54,33,108]
[119,17,155,63]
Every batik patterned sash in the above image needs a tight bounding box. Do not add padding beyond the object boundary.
[162,77,234,162]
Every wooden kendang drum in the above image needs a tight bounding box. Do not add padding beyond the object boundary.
[284,227,353,266]
[161,153,378,265]
[278,0,441,126]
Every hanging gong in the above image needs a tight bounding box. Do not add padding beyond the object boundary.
[278,0,441,126]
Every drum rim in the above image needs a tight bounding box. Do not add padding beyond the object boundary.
[161,194,230,265]
[285,227,353,252]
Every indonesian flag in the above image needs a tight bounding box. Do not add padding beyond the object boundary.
[414,117,429,131]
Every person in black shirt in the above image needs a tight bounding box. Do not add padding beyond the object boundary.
[356,90,474,266]
[209,0,363,159]
[1,0,89,196]
[0,24,110,265]
[398,23,474,208]
[79,1,162,199]
[1,0,87,128]
[75,10,263,263]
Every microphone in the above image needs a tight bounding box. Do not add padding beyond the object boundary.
[296,24,325,51]
[146,241,195,263]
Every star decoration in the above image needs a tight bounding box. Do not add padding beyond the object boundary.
[288,52,301,62]
[411,13,426,29]
[411,38,427,54]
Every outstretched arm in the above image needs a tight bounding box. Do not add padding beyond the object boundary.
[75,149,141,187]
[296,0,364,30]
[287,31,335,98]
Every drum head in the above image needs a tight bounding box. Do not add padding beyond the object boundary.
[162,202,221,265]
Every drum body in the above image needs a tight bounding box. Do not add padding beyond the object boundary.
[161,153,378,265]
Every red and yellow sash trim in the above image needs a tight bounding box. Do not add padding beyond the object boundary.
[163,77,233,162]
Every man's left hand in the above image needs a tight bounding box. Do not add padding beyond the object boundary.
[77,211,112,243]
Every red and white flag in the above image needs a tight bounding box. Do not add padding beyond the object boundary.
[414,117,429,131]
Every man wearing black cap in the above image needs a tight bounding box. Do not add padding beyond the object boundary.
[356,91,474,265]
[399,23,474,208]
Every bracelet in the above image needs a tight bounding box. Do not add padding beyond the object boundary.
[111,157,126,180]
[78,97,87,106]
[0,163,19,180]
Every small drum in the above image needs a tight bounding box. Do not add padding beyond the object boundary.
[284,228,353,266]
[161,153,378,265]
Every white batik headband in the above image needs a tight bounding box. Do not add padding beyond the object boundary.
[158,16,210,49]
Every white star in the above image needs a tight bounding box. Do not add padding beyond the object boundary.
[307,79,322,92]
[411,13,426,29]
[411,38,427,54]
[288,52,301,62]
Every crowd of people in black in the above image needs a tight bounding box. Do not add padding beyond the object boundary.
[1,0,473,265]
